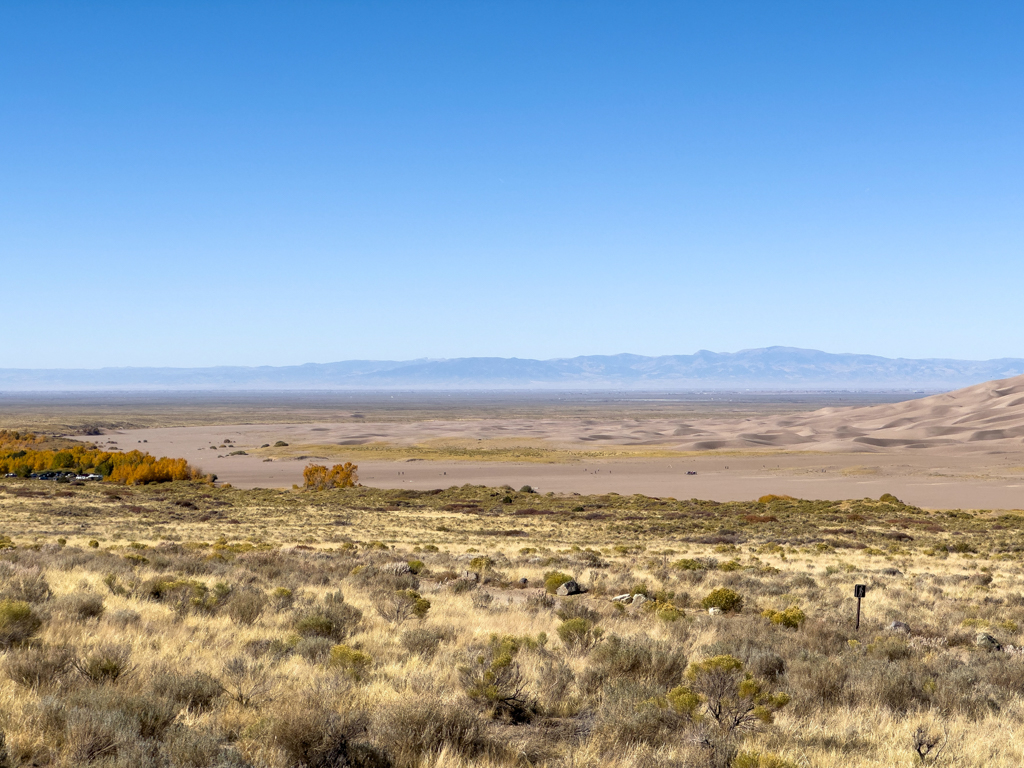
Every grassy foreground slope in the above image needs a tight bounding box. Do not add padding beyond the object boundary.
[0,479,1021,767]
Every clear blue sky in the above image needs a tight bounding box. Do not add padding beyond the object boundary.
[2,2,1022,368]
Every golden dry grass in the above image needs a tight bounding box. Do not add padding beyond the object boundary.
[0,477,1020,767]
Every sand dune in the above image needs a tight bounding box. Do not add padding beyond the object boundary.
[659,374,1024,453]
[68,376,1024,507]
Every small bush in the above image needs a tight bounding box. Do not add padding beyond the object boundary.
[376,590,430,625]
[0,600,42,647]
[66,593,105,620]
[762,606,805,628]
[220,656,273,707]
[557,618,603,654]
[5,644,73,688]
[459,637,534,722]
[226,589,267,625]
[329,644,373,680]
[401,626,454,658]
[544,571,573,594]
[294,601,362,640]
[150,667,223,712]
[371,698,491,768]
[2,569,51,603]
[75,643,134,683]
[295,636,335,663]
[271,586,295,610]
[701,588,743,613]
[270,702,366,768]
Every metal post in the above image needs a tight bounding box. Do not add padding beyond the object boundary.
[854,584,866,630]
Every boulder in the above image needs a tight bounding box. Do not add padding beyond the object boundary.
[460,570,480,583]
[611,594,632,603]
[556,580,583,596]
[707,607,722,616]
[976,632,1002,651]
[887,621,911,634]
[518,577,529,586]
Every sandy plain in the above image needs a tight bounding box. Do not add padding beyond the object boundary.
[52,376,1024,510]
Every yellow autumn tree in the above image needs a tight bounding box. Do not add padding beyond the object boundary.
[0,442,211,485]
[303,462,358,490]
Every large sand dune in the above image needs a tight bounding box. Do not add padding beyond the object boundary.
[662,374,1024,452]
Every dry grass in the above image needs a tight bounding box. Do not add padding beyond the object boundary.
[0,477,1020,766]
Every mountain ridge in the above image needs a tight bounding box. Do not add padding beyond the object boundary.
[2,347,1024,391]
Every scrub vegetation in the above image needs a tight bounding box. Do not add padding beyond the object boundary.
[0,476,1021,767]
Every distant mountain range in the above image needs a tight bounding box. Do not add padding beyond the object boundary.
[2,348,1024,391]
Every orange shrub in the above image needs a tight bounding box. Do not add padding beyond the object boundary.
[303,462,358,490]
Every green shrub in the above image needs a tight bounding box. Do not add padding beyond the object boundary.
[0,600,42,647]
[294,601,362,640]
[544,571,573,594]
[271,587,295,610]
[655,603,683,622]
[468,556,494,573]
[762,606,805,628]
[407,559,425,574]
[734,752,800,768]
[329,644,373,680]
[557,618,603,654]
[701,588,743,613]
[458,637,534,723]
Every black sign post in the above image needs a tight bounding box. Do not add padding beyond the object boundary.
[854,584,867,630]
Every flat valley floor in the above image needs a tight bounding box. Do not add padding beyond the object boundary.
[6,389,1023,510]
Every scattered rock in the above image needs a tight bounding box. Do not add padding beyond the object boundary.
[976,632,1002,651]
[708,607,722,616]
[888,621,911,634]
[627,596,650,614]
[611,594,632,603]
[556,580,583,596]
[881,568,904,577]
